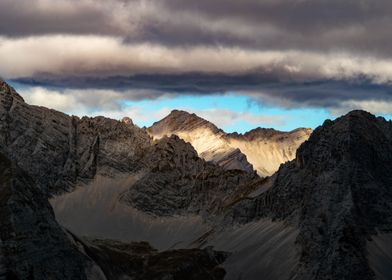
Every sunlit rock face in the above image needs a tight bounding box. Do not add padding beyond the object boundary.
[148,109,311,177]
[225,127,312,176]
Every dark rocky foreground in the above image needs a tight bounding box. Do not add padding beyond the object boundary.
[85,239,228,280]
[0,152,91,279]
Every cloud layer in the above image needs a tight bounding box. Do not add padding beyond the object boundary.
[3,35,392,84]
[2,0,392,56]
[1,0,392,117]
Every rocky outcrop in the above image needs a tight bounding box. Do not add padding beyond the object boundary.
[0,151,99,279]
[123,135,260,217]
[0,80,151,195]
[85,239,228,280]
[148,110,311,176]
[227,110,392,279]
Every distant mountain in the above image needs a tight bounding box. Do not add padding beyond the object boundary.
[148,109,311,176]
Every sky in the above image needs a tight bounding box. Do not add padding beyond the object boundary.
[1,0,392,132]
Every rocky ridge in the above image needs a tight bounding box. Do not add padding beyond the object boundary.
[225,110,392,279]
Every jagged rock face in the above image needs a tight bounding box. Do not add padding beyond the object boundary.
[0,146,228,280]
[228,111,392,280]
[0,152,98,279]
[148,110,311,176]
[123,135,260,217]
[0,81,151,195]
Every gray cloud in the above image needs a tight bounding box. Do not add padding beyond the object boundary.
[3,35,392,82]
[0,0,116,36]
[1,0,392,66]
[1,0,392,56]
[13,74,392,118]
[1,0,392,116]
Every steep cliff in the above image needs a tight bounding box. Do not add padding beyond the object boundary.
[227,111,392,279]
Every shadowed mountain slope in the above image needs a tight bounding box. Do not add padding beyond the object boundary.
[226,110,392,279]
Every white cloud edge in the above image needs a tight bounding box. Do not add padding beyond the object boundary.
[17,86,289,129]
[2,35,392,84]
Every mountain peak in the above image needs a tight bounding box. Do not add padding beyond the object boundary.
[150,110,221,135]
[170,109,196,116]
[0,80,25,103]
[228,109,392,279]
[121,116,134,126]
[296,109,392,172]
[149,110,311,176]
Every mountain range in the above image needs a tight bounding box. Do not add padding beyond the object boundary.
[1,79,392,280]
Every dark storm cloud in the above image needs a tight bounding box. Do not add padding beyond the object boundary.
[12,73,392,109]
[1,0,392,55]
[146,0,392,57]
[0,0,118,36]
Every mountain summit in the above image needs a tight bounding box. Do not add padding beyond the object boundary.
[148,109,312,176]
[148,110,255,174]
